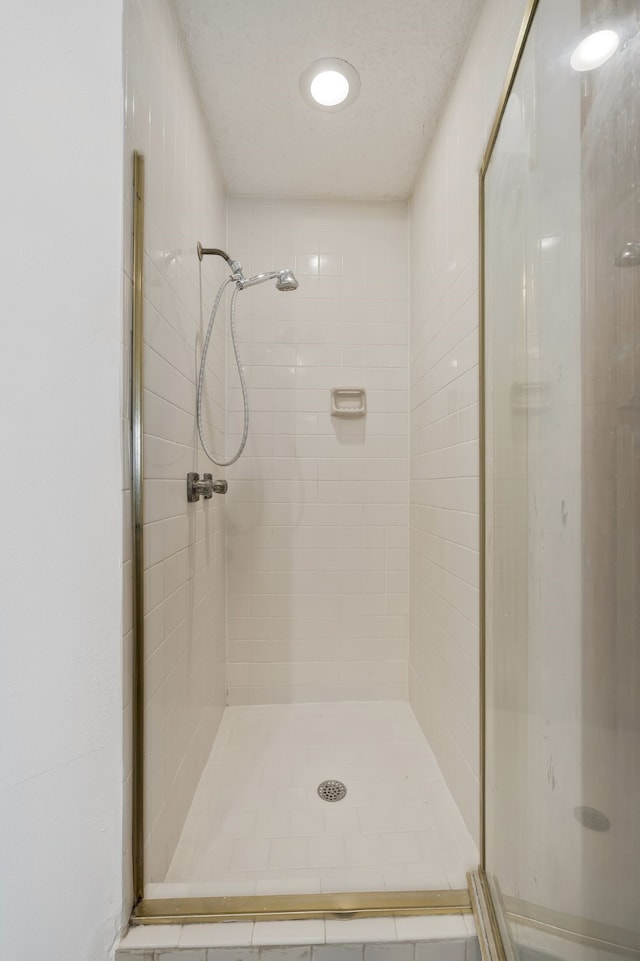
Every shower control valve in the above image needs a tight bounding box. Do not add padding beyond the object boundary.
[187,472,227,502]
[187,472,213,502]
[187,472,228,501]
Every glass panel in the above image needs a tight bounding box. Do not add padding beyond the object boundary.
[484,1,640,958]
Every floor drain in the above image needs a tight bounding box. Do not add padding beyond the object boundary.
[318,779,347,802]
[574,806,610,832]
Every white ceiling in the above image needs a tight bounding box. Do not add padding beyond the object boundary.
[173,0,483,200]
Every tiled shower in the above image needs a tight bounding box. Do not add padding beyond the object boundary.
[122,0,527,902]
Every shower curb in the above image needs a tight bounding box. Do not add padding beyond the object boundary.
[116,915,479,961]
[116,937,480,961]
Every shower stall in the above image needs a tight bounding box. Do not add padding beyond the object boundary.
[131,175,478,913]
[123,0,639,953]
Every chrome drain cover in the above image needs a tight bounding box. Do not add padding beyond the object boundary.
[318,779,347,802]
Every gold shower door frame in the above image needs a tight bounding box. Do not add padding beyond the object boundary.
[479,0,640,958]
[128,150,471,925]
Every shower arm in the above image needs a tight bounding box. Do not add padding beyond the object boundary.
[196,244,298,292]
[196,243,244,279]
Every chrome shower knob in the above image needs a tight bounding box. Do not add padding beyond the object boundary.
[187,473,227,501]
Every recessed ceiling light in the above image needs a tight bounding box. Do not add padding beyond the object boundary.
[570,29,619,72]
[311,70,350,107]
[300,58,360,111]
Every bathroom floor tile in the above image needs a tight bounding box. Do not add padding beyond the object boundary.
[252,920,325,945]
[325,917,397,944]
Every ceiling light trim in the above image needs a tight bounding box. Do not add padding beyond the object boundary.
[300,58,361,112]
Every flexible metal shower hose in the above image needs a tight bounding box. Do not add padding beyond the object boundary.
[196,276,249,467]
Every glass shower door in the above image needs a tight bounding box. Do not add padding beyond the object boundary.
[483,0,640,958]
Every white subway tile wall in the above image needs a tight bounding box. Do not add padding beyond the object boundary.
[408,0,528,843]
[225,200,410,705]
[123,0,228,882]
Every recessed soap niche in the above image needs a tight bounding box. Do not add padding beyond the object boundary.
[331,387,367,417]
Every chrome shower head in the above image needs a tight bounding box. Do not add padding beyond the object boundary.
[238,268,299,291]
[276,269,298,291]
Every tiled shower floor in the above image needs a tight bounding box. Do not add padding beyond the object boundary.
[147,701,477,898]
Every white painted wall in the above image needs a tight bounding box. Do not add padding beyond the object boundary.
[408,0,529,842]
[0,2,125,960]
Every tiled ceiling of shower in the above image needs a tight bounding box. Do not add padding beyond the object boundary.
[172,0,483,199]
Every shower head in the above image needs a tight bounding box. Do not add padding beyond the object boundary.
[276,269,299,291]
[238,268,299,291]
[195,243,298,292]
